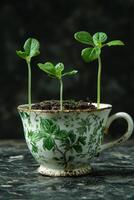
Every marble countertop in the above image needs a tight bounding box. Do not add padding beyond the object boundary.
[0,140,134,200]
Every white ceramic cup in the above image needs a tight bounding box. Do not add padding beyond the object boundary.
[18,103,133,176]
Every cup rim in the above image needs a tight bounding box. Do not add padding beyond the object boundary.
[17,103,112,113]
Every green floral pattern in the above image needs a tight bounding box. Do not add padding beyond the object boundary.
[19,110,109,170]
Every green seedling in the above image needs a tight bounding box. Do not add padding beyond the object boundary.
[74,31,124,109]
[37,62,78,111]
[16,38,40,109]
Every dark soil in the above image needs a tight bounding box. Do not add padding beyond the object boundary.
[31,100,96,110]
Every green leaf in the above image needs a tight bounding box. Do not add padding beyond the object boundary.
[16,51,27,59]
[81,47,101,62]
[73,144,82,153]
[41,118,51,131]
[27,131,33,138]
[55,63,64,79]
[61,137,71,147]
[38,62,56,76]
[24,38,40,58]
[41,118,60,137]
[41,119,54,132]
[62,70,78,77]
[68,131,76,143]
[106,40,124,46]
[43,137,55,150]
[16,38,40,61]
[31,133,42,143]
[31,143,38,153]
[78,136,87,145]
[55,63,64,72]
[93,32,107,46]
[50,124,60,135]
[74,31,93,45]
[55,130,68,140]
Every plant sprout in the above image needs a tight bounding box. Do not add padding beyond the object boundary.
[16,38,40,109]
[37,62,78,111]
[74,31,124,109]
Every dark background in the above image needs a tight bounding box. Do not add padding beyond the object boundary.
[0,0,134,139]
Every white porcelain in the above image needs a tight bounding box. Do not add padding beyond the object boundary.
[18,103,133,176]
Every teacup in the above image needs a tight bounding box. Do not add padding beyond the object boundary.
[18,103,133,176]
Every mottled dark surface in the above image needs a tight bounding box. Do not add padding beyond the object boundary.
[0,0,134,138]
[0,140,134,200]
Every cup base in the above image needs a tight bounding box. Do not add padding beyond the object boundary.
[37,165,92,176]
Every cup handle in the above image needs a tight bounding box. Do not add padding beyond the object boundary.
[99,112,133,152]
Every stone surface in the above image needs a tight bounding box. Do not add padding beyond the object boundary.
[0,140,134,200]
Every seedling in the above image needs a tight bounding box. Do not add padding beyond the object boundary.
[16,38,40,109]
[37,62,78,111]
[74,31,124,109]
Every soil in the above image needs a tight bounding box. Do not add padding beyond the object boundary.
[31,100,96,110]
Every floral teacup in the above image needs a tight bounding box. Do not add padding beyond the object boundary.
[18,103,133,176]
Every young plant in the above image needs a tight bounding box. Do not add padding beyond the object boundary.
[16,38,40,109]
[37,62,78,111]
[74,31,124,109]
